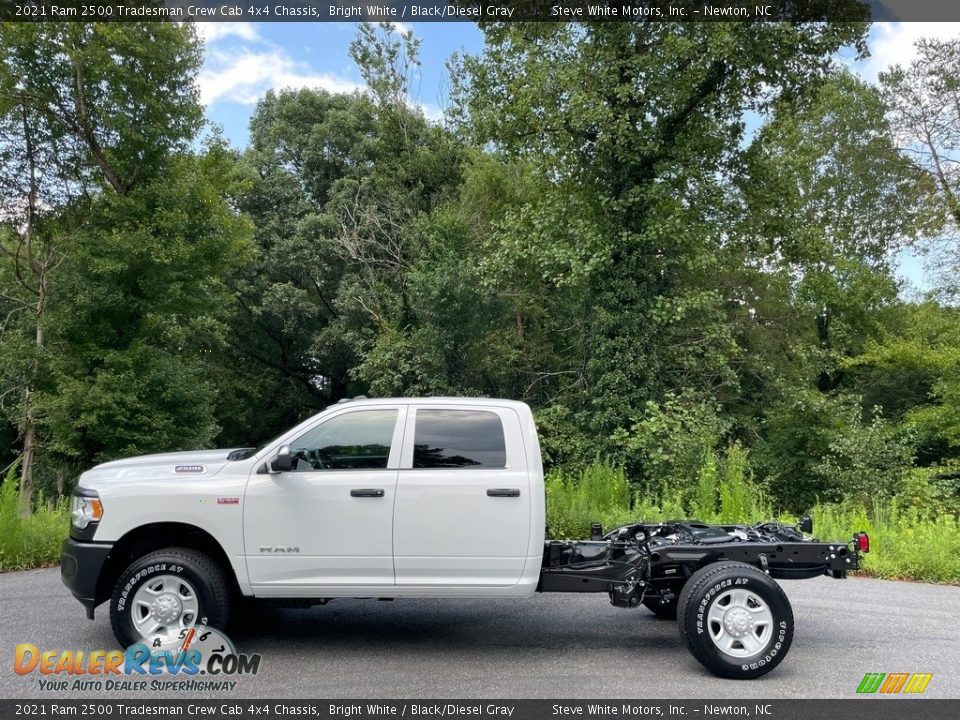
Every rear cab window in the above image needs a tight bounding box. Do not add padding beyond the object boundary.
[412,409,507,469]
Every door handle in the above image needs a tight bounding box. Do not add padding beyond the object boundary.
[487,488,521,497]
[350,488,385,497]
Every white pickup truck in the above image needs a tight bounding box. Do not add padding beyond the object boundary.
[62,396,867,679]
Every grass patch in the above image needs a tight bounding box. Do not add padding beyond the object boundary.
[546,463,636,538]
[813,501,960,584]
[0,465,69,572]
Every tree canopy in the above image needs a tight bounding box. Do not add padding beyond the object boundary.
[2,22,959,517]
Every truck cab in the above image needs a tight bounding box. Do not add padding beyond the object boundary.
[62,398,545,641]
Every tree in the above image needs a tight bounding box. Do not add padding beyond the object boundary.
[0,24,247,508]
[730,74,940,506]
[881,38,959,295]
[40,142,251,464]
[222,24,463,437]
[737,73,939,391]
[0,88,67,514]
[845,302,960,466]
[450,22,870,462]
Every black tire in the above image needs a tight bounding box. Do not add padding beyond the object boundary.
[768,565,827,580]
[642,595,678,620]
[677,561,794,679]
[110,547,231,648]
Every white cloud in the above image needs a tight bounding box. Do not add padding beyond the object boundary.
[195,22,361,107]
[192,22,262,44]
[420,102,445,123]
[199,48,361,105]
[860,22,960,81]
[194,20,437,118]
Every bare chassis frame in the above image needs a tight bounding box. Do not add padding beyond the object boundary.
[537,520,864,608]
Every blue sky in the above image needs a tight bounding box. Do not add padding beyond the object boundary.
[199,22,483,144]
[196,21,959,294]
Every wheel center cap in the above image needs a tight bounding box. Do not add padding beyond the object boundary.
[151,593,183,625]
[723,607,754,638]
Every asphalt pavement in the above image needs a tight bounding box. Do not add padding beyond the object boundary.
[1,567,957,698]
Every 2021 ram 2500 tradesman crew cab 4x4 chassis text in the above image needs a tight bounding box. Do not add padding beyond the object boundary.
[61,397,868,679]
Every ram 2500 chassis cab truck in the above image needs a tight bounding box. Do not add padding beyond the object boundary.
[62,397,868,679]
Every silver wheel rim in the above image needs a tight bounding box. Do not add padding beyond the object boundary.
[130,574,200,642]
[706,588,774,659]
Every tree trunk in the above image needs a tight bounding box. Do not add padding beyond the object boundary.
[816,310,832,393]
[14,96,47,518]
[55,468,66,500]
[19,410,35,517]
[20,305,46,517]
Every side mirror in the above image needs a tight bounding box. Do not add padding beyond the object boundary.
[268,445,296,473]
[798,515,813,534]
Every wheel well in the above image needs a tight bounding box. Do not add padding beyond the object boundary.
[96,523,239,604]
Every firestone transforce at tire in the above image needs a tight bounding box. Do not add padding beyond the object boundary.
[677,561,794,679]
[110,547,231,649]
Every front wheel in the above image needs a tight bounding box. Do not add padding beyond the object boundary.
[677,561,794,679]
[109,547,231,648]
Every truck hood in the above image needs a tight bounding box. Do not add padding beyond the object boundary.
[77,448,252,489]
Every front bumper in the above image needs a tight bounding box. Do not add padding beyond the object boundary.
[61,537,113,619]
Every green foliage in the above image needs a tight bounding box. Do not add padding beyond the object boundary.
[447,22,890,475]
[813,412,915,501]
[221,26,466,435]
[719,443,757,524]
[33,143,253,466]
[897,462,960,518]
[813,501,960,584]
[757,389,916,510]
[688,443,762,523]
[547,447,770,538]
[0,22,248,502]
[845,303,960,463]
[0,23,204,191]
[534,405,591,472]
[545,463,634,539]
[692,450,719,522]
[0,463,68,571]
[612,391,728,491]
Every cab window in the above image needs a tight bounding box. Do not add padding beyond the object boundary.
[290,410,397,471]
[413,409,507,469]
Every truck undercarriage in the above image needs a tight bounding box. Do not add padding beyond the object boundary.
[540,518,866,601]
[538,518,868,678]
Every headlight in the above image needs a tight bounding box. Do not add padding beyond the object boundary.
[71,492,103,530]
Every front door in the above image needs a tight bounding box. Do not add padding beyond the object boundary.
[244,406,405,593]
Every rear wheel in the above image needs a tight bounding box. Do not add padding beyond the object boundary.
[110,547,231,648]
[677,561,793,679]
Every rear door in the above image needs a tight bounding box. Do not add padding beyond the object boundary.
[393,405,531,587]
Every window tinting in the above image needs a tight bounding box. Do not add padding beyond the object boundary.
[291,410,397,471]
[413,410,506,469]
